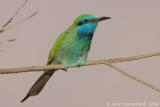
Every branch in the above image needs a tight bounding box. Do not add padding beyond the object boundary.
[0,51,160,93]
[0,51,160,74]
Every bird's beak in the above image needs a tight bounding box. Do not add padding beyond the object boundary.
[89,16,111,23]
[96,17,111,22]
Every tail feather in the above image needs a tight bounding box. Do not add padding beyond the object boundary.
[21,70,55,103]
[21,93,30,103]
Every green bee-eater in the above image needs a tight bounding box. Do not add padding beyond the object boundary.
[21,14,111,102]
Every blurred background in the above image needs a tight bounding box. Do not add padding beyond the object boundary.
[0,0,160,106]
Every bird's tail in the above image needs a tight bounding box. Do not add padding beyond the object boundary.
[21,70,55,103]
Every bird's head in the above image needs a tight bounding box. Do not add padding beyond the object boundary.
[72,14,111,37]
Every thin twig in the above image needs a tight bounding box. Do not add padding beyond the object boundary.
[1,0,28,29]
[3,12,38,32]
[7,38,17,42]
[0,0,38,34]
[105,62,160,93]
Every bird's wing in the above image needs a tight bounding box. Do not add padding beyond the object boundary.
[47,30,72,65]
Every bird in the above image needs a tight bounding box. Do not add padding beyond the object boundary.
[21,14,111,102]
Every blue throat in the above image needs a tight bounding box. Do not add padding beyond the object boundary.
[77,23,97,39]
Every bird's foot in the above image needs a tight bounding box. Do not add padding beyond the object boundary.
[61,68,68,72]
[76,62,86,68]
[77,64,81,68]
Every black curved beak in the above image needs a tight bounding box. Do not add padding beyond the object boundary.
[97,17,111,22]
[88,16,111,23]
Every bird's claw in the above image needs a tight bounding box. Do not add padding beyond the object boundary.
[76,63,86,68]
[61,68,68,72]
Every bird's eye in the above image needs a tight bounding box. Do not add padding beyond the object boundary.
[84,19,88,23]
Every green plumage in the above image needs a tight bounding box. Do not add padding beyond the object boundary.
[21,14,110,102]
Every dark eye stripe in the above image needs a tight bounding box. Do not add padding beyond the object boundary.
[77,21,83,26]
[77,19,89,26]
[84,19,88,22]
